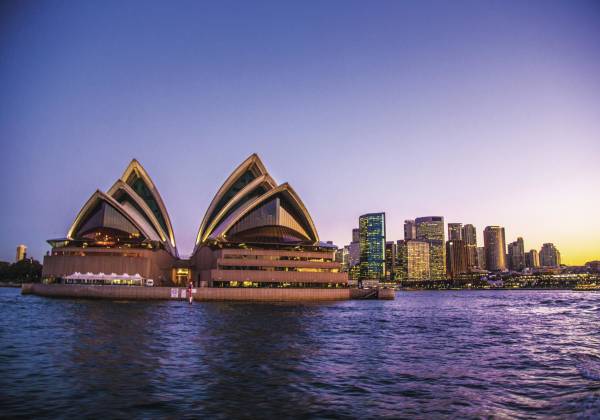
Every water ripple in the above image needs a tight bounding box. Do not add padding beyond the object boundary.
[1,289,600,417]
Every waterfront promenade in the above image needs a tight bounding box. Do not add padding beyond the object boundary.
[21,283,395,301]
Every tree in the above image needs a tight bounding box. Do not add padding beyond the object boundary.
[0,261,9,281]
[0,259,43,283]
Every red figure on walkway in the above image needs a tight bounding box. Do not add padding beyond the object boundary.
[187,281,193,304]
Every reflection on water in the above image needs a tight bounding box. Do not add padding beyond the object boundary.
[1,289,599,417]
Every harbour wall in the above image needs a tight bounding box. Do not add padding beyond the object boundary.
[21,283,394,301]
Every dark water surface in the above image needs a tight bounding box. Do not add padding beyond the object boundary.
[1,288,600,418]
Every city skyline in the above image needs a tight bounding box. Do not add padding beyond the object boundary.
[1,154,598,266]
[344,214,567,280]
[1,1,599,265]
[0,150,596,266]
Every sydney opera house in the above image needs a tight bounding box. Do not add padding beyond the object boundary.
[42,154,348,289]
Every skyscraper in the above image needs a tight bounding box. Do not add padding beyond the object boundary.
[404,220,416,240]
[396,240,430,280]
[540,243,561,267]
[415,216,445,280]
[359,213,386,280]
[16,244,27,262]
[525,249,540,268]
[507,237,525,271]
[348,228,360,268]
[385,241,396,281]
[462,224,478,270]
[446,240,468,279]
[483,226,507,271]
[448,223,462,241]
[477,246,486,270]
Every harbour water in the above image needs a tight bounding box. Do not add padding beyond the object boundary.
[1,288,599,418]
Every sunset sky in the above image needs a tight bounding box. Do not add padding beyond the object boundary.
[1,0,599,265]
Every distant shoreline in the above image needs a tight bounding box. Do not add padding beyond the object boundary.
[397,287,599,292]
[0,283,22,288]
[2,284,597,293]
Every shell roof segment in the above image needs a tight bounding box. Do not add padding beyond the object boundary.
[67,190,159,242]
[196,155,319,249]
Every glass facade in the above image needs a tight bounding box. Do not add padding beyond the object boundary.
[477,246,486,270]
[483,226,507,271]
[396,240,430,280]
[385,241,396,280]
[210,185,268,233]
[205,169,257,229]
[462,224,478,270]
[415,216,446,280]
[127,172,169,235]
[73,200,148,247]
[359,213,386,280]
[446,240,468,279]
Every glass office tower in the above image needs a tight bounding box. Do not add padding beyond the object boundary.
[415,216,446,280]
[359,213,386,280]
[396,239,430,280]
[385,241,396,281]
[461,224,478,270]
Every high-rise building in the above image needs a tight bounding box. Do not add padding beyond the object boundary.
[415,216,445,280]
[477,246,486,270]
[540,243,561,267]
[507,237,525,271]
[396,240,430,280]
[404,220,416,240]
[348,228,361,268]
[525,249,540,269]
[334,247,344,264]
[507,242,514,269]
[16,244,27,262]
[462,224,478,270]
[483,226,507,271]
[341,245,350,272]
[385,241,396,281]
[359,213,386,280]
[349,241,360,267]
[448,223,462,241]
[446,240,468,279]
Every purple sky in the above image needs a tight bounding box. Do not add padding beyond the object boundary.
[1,0,599,264]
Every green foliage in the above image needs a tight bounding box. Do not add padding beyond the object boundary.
[0,259,43,283]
